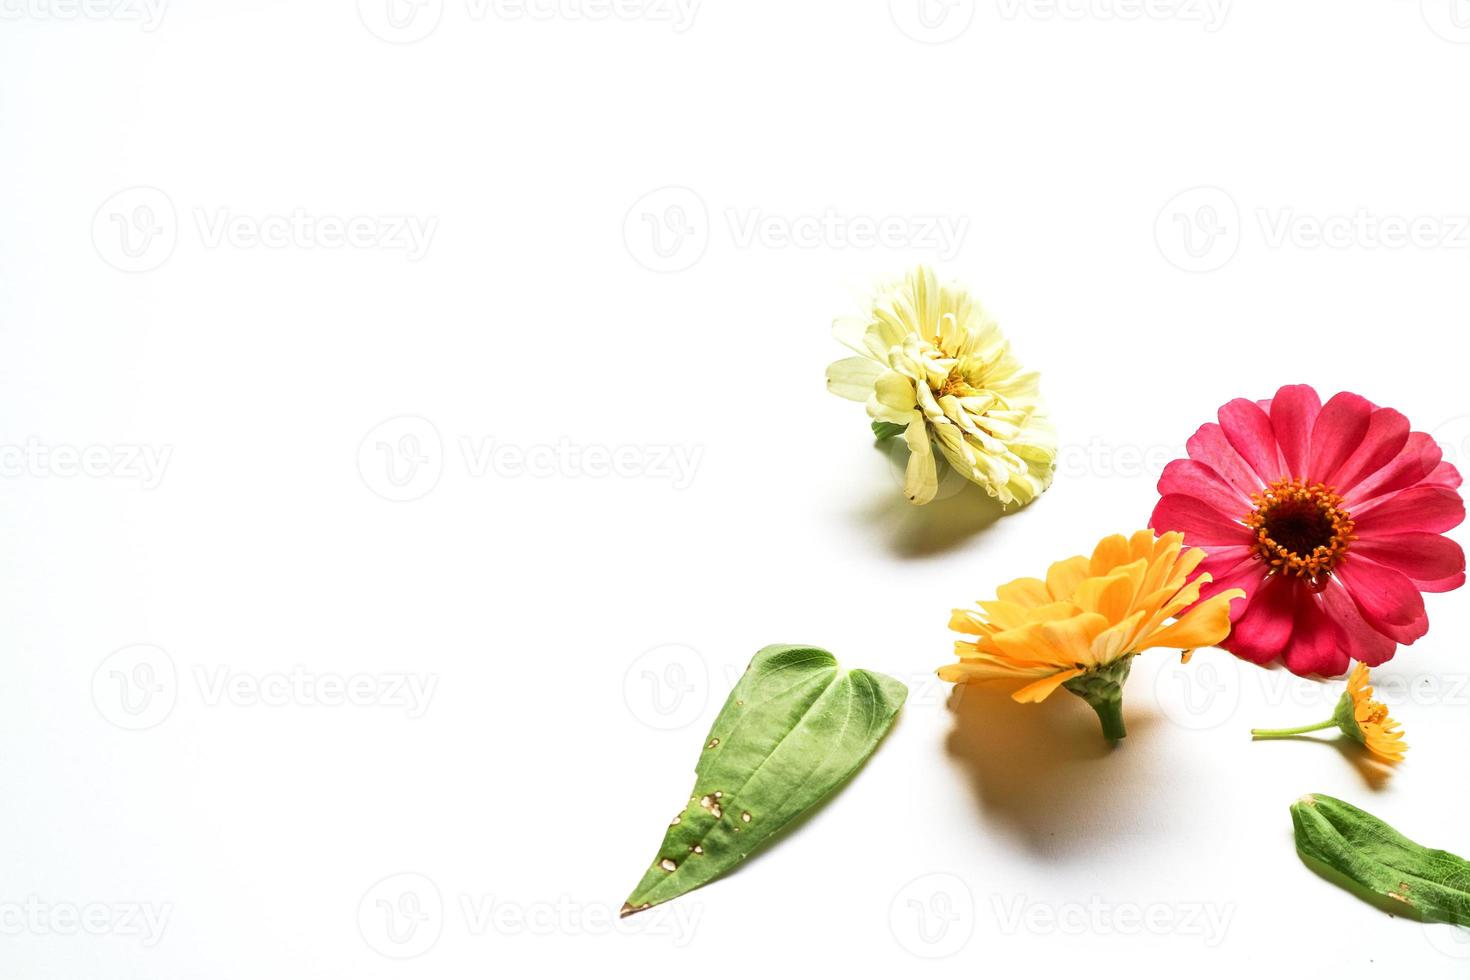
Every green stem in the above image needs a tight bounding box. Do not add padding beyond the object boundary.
[1087,696,1128,742]
[1251,719,1336,739]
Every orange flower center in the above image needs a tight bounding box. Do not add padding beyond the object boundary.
[936,367,968,398]
[1244,478,1355,590]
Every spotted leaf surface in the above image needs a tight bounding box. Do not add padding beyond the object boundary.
[622,645,907,916]
[1291,793,1470,925]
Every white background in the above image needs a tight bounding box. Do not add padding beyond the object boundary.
[3,1,1470,976]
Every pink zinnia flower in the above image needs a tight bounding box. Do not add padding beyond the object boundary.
[1149,384,1465,676]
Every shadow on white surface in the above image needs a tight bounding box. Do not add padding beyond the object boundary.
[1251,732,1396,792]
[858,446,1011,558]
[943,683,1163,857]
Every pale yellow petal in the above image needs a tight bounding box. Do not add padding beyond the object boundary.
[825,356,885,401]
[903,418,937,505]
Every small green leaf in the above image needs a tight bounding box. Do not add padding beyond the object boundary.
[871,420,906,441]
[622,644,907,917]
[1291,793,1470,925]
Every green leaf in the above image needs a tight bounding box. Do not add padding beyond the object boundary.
[871,420,906,441]
[621,644,907,917]
[1290,793,1470,925]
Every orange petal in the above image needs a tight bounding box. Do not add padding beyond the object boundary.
[1012,668,1086,703]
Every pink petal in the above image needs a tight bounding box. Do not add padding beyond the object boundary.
[1150,494,1254,548]
[1320,580,1398,667]
[1351,532,1466,590]
[1222,573,1299,665]
[1186,422,1267,499]
[1345,432,1444,506]
[1353,485,1466,535]
[1330,408,1410,492]
[1282,592,1349,677]
[1427,460,1463,490]
[1415,571,1467,593]
[1269,384,1321,479]
[1336,557,1428,643]
[1158,459,1252,518]
[1218,398,1287,485]
[1308,392,1373,485]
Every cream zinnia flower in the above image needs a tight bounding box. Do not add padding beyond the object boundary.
[826,267,1056,506]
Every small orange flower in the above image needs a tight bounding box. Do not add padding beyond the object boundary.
[1251,663,1406,763]
[1336,664,1408,762]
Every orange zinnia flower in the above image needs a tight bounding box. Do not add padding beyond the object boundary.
[1252,663,1407,763]
[939,529,1245,740]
